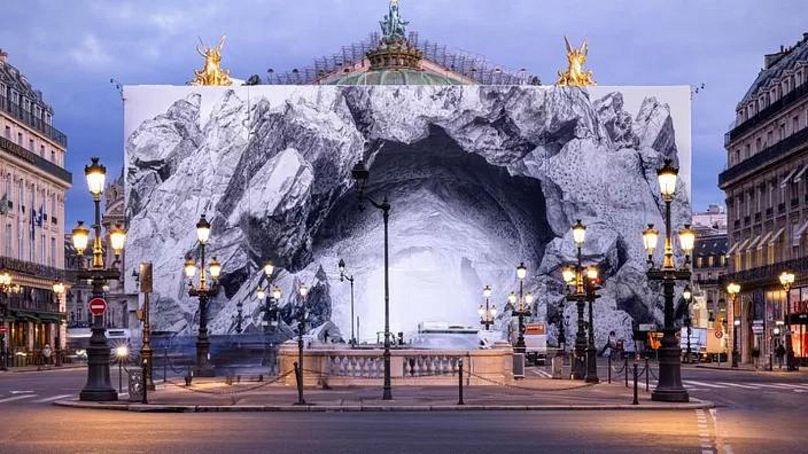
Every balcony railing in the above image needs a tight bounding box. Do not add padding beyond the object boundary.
[766,207,774,218]
[727,81,808,143]
[722,255,808,290]
[719,126,808,187]
[0,256,64,281]
[0,95,67,147]
[0,136,72,185]
[754,212,762,223]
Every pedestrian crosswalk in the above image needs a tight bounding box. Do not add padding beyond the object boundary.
[0,391,76,405]
[683,380,808,393]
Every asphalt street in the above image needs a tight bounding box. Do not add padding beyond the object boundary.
[0,364,804,453]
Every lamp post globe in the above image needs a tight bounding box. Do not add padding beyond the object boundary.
[778,271,799,371]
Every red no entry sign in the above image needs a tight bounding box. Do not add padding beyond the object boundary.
[714,330,723,339]
[88,297,107,316]
[0,326,6,334]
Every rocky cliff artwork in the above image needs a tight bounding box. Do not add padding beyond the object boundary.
[123,85,691,348]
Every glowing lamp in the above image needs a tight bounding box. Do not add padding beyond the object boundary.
[657,159,678,199]
[483,285,492,299]
[109,223,126,256]
[572,219,586,247]
[71,221,90,254]
[642,224,659,256]
[195,214,211,245]
[184,258,197,279]
[209,257,222,280]
[516,262,527,280]
[84,157,106,197]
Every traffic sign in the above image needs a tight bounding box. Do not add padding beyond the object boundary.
[714,330,723,339]
[88,297,107,316]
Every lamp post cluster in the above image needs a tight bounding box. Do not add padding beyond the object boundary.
[0,271,22,371]
[509,263,533,354]
[641,159,695,403]
[338,259,357,346]
[351,159,393,401]
[71,158,127,401]
[778,271,799,371]
[256,261,282,335]
[183,214,222,378]
[295,282,308,405]
[479,285,497,330]
[561,220,600,383]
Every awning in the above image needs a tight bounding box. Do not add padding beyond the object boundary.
[792,220,808,247]
[38,314,61,323]
[781,168,799,187]
[734,238,751,255]
[769,227,785,244]
[745,234,762,252]
[793,164,808,183]
[727,240,742,255]
[756,231,773,250]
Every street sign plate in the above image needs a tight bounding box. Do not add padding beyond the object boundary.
[88,297,107,316]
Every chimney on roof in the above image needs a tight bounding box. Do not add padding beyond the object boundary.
[764,45,788,69]
[0,49,7,63]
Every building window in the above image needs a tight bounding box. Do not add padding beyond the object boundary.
[16,132,22,145]
[795,115,801,134]
[4,126,9,139]
[708,256,715,267]
[4,223,10,256]
[50,236,56,268]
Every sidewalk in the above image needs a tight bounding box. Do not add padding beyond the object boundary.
[55,376,713,413]
[689,362,808,375]
[0,363,86,373]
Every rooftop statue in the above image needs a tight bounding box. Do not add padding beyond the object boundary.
[556,37,596,87]
[380,0,409,42]
[192,36,233,86]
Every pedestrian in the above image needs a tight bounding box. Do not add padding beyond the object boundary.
[775,343,786,369]
[42,344,53,366]
[599,330,616,357]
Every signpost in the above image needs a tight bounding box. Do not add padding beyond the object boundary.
[88,298,107,317]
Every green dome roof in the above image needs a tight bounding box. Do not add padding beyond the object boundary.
[327,68,467,86]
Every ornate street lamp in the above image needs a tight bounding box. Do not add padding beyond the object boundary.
[73,158,127,401]
[778,271,799,371]
[682,285,692,364]
[641,159,693,402]
[184,214,221,377]
[512,262,531,354]
[338,259,357,346]
[726,282,740,368]
[52,279,66,366]
[479,285,497,330]
[584,265,600,383]
[351,159,393,401]
[563,219,594,381]
[295,283,308,405]
[0,270,23,371]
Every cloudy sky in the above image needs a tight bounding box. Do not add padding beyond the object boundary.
[1,0,806,225]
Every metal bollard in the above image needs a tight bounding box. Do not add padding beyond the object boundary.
[608,355,612,384]
[458,359,465,406]
[624,357,629,388]
[632,363,639,405]
[294,362,305,405]
[645,358,649,392]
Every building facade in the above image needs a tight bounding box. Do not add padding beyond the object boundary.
[0,49,71,365]
[719,32,808,366]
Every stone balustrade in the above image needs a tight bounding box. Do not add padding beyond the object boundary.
[277,342,514,386]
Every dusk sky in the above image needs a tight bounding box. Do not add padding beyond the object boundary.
[1,0,805,226]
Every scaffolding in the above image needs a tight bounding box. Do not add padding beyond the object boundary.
[264,32,541,86]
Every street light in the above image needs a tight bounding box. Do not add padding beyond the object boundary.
[295,283,308,405]
[583,264,600,383]
[479,285,497,330]
[351,159,393,401]
[115,345,129,393]
[338,259,357,346]
[778,271,798,371]
[726,282,741,368]
[563,219,596,381]
[512,262,531,354]
[185,214,221,377]
[641,159,692,402]
[0,270,23,371]
[74,157,127,402]
[52,279,66,366]
[683,285,693,364]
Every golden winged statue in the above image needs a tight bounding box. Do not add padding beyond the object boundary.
[191,36,232,86]
[556,37,596,87]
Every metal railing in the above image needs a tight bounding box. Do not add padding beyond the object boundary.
[727,82,808,143]
[719,126,808,187]
[0,95,67,147]
[0,136,72,184]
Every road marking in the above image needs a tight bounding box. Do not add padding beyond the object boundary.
[33,394,74,403]
[715,382,759,390]
[684,380,725,389]
[0,394,37,403]
[9,390,35,395]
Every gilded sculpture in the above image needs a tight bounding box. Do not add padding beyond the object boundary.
[556,37,596,87]
[192,36,232,86]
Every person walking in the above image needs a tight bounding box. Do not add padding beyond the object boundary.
[42,344,53,367]
[599,331,616,357]
[775,343,786,369]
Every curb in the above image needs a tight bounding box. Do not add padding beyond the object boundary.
[692,365,803,374]
[53,399,714,413]
[1,364,87,374]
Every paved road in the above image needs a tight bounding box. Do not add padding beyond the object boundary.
[0,365,804,453]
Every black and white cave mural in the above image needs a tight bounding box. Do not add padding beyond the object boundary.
[123,85,691,347]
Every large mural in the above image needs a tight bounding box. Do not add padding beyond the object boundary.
[123,85,691,346]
